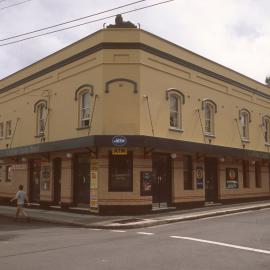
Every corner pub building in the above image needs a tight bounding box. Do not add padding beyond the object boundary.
[1,16,270,215]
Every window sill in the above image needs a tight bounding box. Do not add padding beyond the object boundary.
[241,139,250,143]
[76,127,89,130]
[204,133,215,138]
[265,143,270,147]
[35,134,44,138]
[169,127,183,133]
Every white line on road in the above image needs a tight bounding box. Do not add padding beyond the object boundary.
[137,232,154,235]
[110,230,126,233]
[90,228,102,231]
[170,236,270,255]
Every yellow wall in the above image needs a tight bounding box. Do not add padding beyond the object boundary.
[1,28,270,153]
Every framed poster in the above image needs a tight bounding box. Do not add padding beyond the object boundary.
[41,166,50,191]
[226,168,239,189]
[196,166,204,189]
[140,171,153,196]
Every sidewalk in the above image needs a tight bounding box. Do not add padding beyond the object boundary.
[1,200,270,229]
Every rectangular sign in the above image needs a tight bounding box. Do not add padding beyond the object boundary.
[140,171,153,196]
[196,167,204,189]
[112,147,128,155]
[90,171,98,189]
[226,168,239,189]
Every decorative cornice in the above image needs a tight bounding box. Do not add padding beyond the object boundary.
[165,88,185,104]
[33,99,47,112]
[74,84,94,100]
[239,108,251,123]
[1,42,269,101]
[201,99,217,113]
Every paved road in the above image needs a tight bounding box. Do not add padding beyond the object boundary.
[1,209,270,270]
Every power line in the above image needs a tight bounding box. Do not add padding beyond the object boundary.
[0,0,147,42]
[0,0,33,10]
[0,0,174,47]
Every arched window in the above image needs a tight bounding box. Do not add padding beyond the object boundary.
[263,116,270,144]
[169,94,181,129]
[201,99,217,136]
[80,91,91,128]
[37,103,46,135]
[166,89,185,130]
[204,103,214,135]
[239,109,250,140]
[75,84,93,129]
[34,100,47,136]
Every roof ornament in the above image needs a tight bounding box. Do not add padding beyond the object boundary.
[107,14,137,28]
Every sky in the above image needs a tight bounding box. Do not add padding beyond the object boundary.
[0,0,269,84]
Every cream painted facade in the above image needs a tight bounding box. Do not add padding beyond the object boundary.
[0,18,270,214]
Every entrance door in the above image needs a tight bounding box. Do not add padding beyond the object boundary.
[53,158,62,205]
[74,153,90,205]
[204,157,218,202]
[152,153,171,208]
[29,159,41,203]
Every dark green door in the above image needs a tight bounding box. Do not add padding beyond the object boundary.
[152,153,171,207]
[74,153,90,205]
[205,157,218,202]
[29,159,40,203]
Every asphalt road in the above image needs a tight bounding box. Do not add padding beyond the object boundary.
[1,208,270,270]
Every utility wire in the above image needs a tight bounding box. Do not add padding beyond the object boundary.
[0,0,147,42]
[0,0,175,47]
[0,0,32,10]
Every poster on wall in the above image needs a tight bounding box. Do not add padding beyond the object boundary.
[41,166,50,191]
[226,168,239,189]
[196,167,204,189]
[90,163,99,213]
[140,171,153,196]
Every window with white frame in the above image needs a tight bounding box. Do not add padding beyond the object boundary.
[37,103,46,135]
[169,94,181,129]
[0,122,4,139]
[239,110,250,140]
[5,121,12,138]
[263,116,270,144]
[204,103,214,135]
[80,92,91,128]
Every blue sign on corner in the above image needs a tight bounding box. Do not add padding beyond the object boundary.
[112,136,127,146]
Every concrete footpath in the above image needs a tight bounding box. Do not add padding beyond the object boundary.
[1,200,270,229]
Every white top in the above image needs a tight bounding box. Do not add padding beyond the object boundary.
[16,190,26,205]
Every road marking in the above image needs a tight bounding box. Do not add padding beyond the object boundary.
[137,232,154,235]
[110,230,126,233]
[170,236,270,255]
[90,228,102,231]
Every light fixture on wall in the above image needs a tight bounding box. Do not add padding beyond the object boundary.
[251,160,256,165]
[170,153,177,159]
[219,157,225,162]
[66,153,73,159]
[21,157,27,163]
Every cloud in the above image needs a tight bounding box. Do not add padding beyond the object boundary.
[0,0,269,84]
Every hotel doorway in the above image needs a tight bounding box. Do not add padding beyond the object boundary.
[204,157,218,202]
[152,153,172,208]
